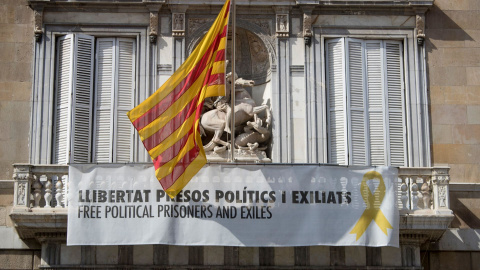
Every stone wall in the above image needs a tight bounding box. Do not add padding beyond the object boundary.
[428,0,480,184]
[0,0,32,179]
[427,0,480,228]
[425,0,480,269]
[0,0,36,269]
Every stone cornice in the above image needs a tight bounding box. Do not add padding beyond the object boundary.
[10,209,453,244]
[10,209,68,240]
[28,0,434,13]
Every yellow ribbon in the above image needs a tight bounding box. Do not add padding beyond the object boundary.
[350,171,393,241]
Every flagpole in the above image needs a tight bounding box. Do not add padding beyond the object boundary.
[230,0,236,162]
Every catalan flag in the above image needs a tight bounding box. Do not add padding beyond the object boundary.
[127,0,230,198]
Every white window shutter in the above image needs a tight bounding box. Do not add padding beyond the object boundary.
[54,35,74,164]
[365,40,386,166]
[326,38,347,165]
[346,38,368,165]
[71,34,95,163]
[114,38,135,163]
[385,41,406,166]
[94,38,115,163]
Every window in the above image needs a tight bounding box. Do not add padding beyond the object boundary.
[325,38,406,166]
[53,34,136,164]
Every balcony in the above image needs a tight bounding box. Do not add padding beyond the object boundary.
[10,163,453,243]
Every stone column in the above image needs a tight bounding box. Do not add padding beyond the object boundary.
[272,6,292,163]
[171,5,188,71]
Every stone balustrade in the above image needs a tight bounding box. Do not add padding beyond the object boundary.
[9,163,454,246]
[13,164,69,210]
[12,163,451,214]
[397,166,451,215]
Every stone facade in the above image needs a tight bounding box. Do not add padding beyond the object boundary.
[0,0,39,269]
[0,0,478,269]
[424,0,480,269]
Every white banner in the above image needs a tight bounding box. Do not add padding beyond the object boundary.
[67,164,399,247]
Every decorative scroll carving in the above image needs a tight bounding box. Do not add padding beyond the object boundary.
[173,13,185,37]
[276,14,289,37]
[416,14,425,45]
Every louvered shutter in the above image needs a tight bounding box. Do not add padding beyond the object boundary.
[71,34,94,163]
[326,38,347,165]
[94,38,115,163]
[384,41,406,166]
[365,40,386,166]
[346,38,368,165]
[114,38,135,162]
[54,35,74,164]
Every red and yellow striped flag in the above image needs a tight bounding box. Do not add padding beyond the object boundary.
[127,0,230,198]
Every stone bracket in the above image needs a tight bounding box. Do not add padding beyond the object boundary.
[300,5,315,45]
[32,4,45,42]
[145,3,163,44]
[416,13,426,45]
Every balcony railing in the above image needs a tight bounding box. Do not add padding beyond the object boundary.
[12,164,452,212]
[10,163,453,240]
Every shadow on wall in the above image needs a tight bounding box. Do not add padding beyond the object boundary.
[449,191,480,228]
[425,5,473,53]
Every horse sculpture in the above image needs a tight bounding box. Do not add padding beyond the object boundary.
[200,73,270,153]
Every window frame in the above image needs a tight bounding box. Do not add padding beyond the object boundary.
[324,37,407,166]
[314,28,430,167]
[29,25,151,165]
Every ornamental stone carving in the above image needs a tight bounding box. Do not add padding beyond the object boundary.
[276,14,289,37]
[188,18,214,36]
[150,12,159,43]
[173,13,186,36]
[416,14,426,45]
[200,72,271,162]
[33,6,44,42]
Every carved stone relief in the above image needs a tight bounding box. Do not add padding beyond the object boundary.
[187,21,274,84]
[17,183,26,206]
[276,14,289,37]
[173,13,186,36]
[200,73,271,162]
[246,31,269,77]
[188,18,214,36]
